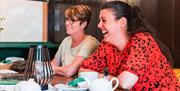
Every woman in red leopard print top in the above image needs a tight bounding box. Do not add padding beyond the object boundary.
[80,1,180,91]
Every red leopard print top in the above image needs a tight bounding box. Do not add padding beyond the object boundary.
[81,32,180,90]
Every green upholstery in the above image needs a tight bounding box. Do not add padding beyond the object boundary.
[0,42,59,60]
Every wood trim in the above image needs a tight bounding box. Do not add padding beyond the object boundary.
[42,2,48,42]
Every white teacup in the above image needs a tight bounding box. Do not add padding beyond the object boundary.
[78,72,98,82]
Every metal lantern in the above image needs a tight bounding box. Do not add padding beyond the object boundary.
[24,45,53,90]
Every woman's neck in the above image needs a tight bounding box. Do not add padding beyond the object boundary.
[117,33,130,51]
[71,33,86,48]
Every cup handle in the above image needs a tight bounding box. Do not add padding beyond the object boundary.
[110,77,119,91]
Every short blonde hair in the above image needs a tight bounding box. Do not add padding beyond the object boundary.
[65,4,92,28]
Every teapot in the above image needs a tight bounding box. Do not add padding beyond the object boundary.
[15,79,41,91]
[89,77,119,91]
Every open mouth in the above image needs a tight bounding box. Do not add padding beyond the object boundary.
[102,31,108,35]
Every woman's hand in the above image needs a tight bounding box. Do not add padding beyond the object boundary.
[51,62,59,74]
[117,71,138,89]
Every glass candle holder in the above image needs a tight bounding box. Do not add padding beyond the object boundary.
[24,45,53,90]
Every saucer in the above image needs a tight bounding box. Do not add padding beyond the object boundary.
[55,84,88,91]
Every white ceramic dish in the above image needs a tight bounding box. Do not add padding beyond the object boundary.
[61,87,88,91]
[55,84,88,91]
[0,69,18,74]
[0,85,16,91]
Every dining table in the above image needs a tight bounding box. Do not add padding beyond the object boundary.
[0,73,125,91]
[51,74,74,86]
[51,74,123,91]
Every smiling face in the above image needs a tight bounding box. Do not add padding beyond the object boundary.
[65,18,84,35]
[64,5,92,36]
[98,9,122,41]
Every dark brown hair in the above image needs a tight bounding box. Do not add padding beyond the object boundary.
[102,1,173,67]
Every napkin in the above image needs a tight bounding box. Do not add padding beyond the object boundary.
[0,79,20,85]
[68,77,86,87]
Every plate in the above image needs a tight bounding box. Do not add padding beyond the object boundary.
[55,84,88,91]
[62,87,88,91]
[0,69,18,74]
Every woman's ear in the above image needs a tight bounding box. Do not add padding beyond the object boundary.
[80,21,87,29]
[119,17,127,28]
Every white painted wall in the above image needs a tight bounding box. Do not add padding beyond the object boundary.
[0,0,43,42]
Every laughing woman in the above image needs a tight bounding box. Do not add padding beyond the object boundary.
[80,1,180,90]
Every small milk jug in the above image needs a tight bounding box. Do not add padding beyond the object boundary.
[89,77,119,91]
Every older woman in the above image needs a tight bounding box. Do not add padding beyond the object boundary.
[51,4,99,77]
[80,1,180,90]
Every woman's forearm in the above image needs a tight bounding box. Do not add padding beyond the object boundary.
[54,66,75,77]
